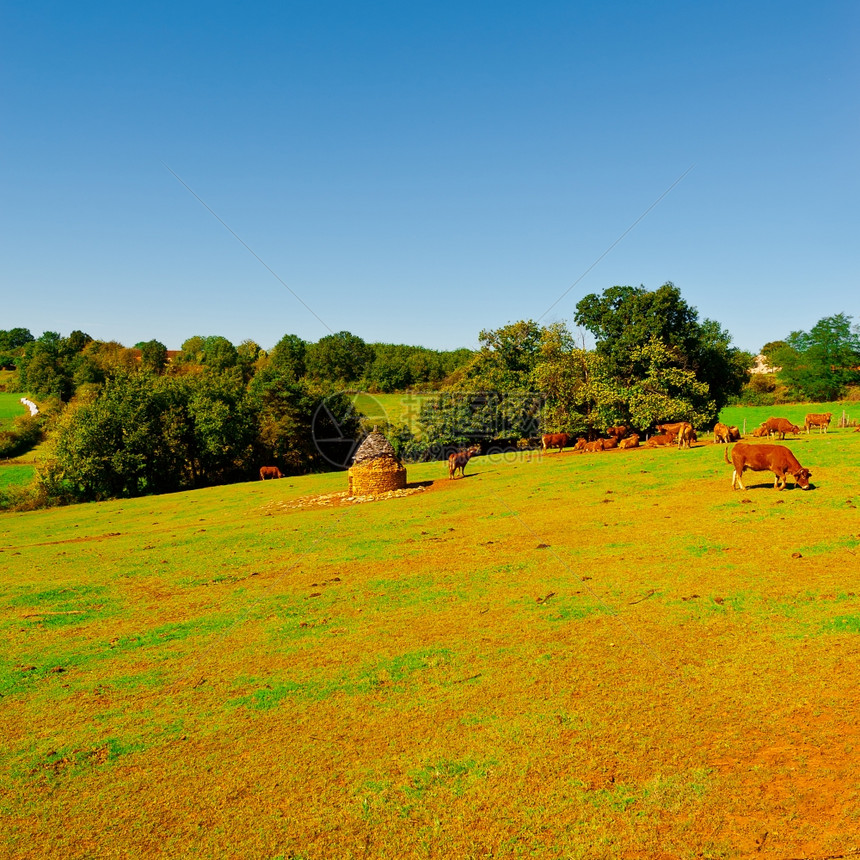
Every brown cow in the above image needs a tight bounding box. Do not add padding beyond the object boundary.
[448,445,480,479]
[656,421,686,440]
[713,422,731,444]
[752,424,769,438]
[676,423,697,449]
[765,417,801,440]
[644,433,675,447]
[541,433,570,453]
[602,436,619,449]
[618,434,640,449]
[727,426,741,442]
[606,425,627,440]
[804,412,832,434]
[725,443,812,491]
[259,466,283,480]
[583,439,606,453]
[573,437,588,452]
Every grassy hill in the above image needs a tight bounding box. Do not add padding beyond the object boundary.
[2,427,859,858]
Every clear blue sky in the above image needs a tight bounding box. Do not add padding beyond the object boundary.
[2,1,857,354]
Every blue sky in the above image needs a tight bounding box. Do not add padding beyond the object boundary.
[2,1,857,353]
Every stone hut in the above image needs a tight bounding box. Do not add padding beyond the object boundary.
[347,429,407,496]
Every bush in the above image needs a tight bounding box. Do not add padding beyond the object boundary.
[0,415,42,458]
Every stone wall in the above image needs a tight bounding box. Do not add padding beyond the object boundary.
[347,457,407,496]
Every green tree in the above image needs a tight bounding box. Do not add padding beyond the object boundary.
[575,283,749,420]
[463,320,543,392]
[136,339,169,374]
[778,313,860,400]
[0,328,34,371]
[305,331,373,383]
[201,336,238,372]
[268,334,307,381]
[44,372,183,500]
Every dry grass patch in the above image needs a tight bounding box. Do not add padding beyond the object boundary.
[2,433,860,858]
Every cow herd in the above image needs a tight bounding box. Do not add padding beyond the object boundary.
[528,411,836,491]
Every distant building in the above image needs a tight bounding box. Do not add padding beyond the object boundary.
[750,354,780,375]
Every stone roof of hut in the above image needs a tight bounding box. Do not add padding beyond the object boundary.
[352,430,399,465]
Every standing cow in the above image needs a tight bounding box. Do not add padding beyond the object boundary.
[804,412,832,434]
[541,433,570,453]
[448,445,481,479]
[260,466,283,480]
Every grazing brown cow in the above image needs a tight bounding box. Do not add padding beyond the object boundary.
[764,417,801,440]
[259,466,283,480]
[676,423,697,449]
[618,434,640,449]
[804,412,832,434]
[752,424,769,438]
[713,422,731,444]
[725,443,812,491]
[727,426,741,442]
[644,433,675,447]
[606,425,627,440]
[448,445,480,479]
[541,433,570,453]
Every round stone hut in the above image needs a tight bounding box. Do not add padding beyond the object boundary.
[348,429,407,497]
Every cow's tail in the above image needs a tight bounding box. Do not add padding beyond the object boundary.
[724,445,732,465]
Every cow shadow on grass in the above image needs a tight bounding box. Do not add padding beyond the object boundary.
[739,482,815,491]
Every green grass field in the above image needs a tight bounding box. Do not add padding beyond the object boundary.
[352,392,437,433]
[2,422,859,858]
[719,399,858,434]
[0,392,29,422]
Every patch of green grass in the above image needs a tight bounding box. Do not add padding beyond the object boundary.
[230,647,455,710]
[821,615,860,634]
[0,464,34,491]
[116,615,237,652]
[6,584,117,628]
[352,391,436,433]
[0,392,28,422]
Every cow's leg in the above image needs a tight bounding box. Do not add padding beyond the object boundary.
[732,469,744,490]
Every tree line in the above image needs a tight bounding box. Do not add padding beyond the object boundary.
[2,283,858,506]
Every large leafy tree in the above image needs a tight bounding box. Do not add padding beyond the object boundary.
[776,313,860,401]
[305,331,373,383]
[136,339,169,374]
[532,323,714,435]
[574,282,750,421]
[268,333,307,382]
[45,372,184,499]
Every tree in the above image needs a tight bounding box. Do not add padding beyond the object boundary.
[268,334,307,381]
[0,328,34,370]
[201,336,238,372]
[575,283,749,421]
[45,372,183,500]
[778,313,860,400]
[464,320,543,392]
[305,331,373,383]
[136,339,168,374]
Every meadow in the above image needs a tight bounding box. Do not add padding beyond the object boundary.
[351,392,436,433]
[1,419,859,858]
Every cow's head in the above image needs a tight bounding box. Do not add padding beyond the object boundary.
[794,468,812,490]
